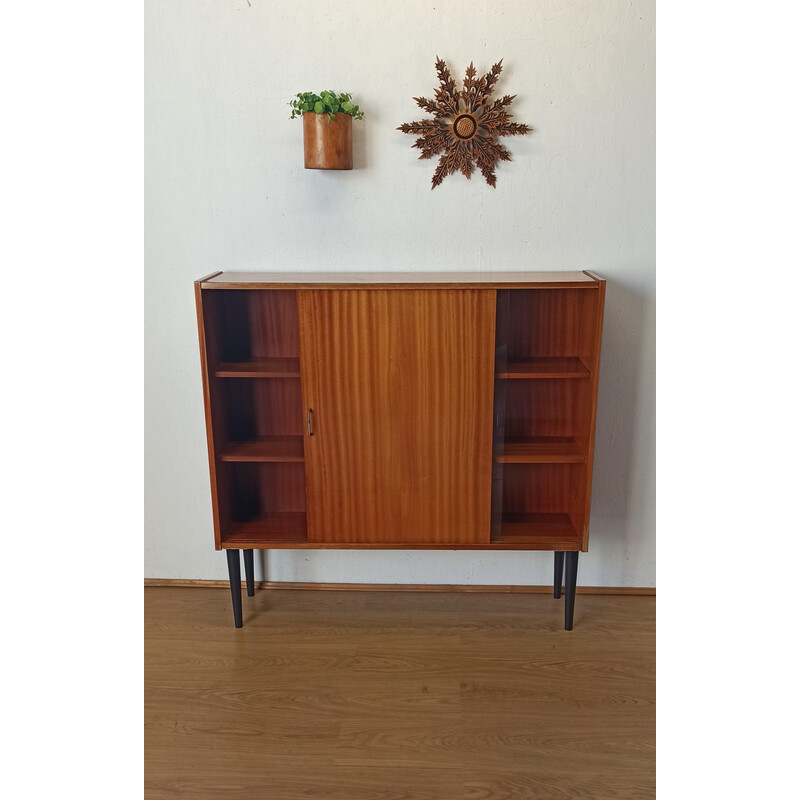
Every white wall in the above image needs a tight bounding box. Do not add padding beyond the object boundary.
[145,0,655,586]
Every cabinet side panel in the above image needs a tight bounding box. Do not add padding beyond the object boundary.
[507,288,599,363]
[299,289,496,544]
[580,281,606,550]
[194,284,224,549]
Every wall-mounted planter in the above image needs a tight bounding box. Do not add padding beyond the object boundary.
[303,113,353,170]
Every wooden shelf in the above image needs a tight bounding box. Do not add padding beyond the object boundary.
[497,357,589,379]
[223,513,308,546]
[491,513,581,550]
[214,357,301,378]
[495,437,584,464]
[218,436,304,463]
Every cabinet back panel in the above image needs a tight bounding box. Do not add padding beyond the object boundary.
[202,290,299,363]
[257,463,306,513]
[215,379,303,442]
[503,379,591,451]
[501,463,585,522]
[503,289,600,364]
[252,379,302,438]
[247,291,299,359]
[223,462,306,519]
[299,289,496,544]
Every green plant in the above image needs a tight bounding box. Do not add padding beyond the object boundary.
[289,91,365,121]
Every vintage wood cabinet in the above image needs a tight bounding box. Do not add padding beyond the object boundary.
[195,271,606,629]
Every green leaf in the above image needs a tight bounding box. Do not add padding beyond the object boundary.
[290,90,364,120]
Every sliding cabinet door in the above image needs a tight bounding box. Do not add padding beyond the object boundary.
[298,289,495,545]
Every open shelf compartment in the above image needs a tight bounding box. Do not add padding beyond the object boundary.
[217,461,308,547]
[490,462,587,550]
[495,287,601,370]
[197,288,309,548]
[491,512,582,550]
[223,513,308,547]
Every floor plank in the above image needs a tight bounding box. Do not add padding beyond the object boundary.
[145,587,655,799]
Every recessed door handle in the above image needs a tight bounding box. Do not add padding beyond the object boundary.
[307,408,314,436]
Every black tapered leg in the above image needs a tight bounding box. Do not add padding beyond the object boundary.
[554,551,565,599]
[226,549,243,628]
[243,549,255,597]
[564,551,579,631]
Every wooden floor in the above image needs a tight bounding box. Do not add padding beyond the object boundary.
[145,587,655,799]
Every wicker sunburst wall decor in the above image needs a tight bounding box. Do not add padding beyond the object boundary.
[398,57,532,189]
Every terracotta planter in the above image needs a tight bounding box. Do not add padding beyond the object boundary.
[303,112,353,170]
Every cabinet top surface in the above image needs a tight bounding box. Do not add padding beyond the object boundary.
[199,270,603,289]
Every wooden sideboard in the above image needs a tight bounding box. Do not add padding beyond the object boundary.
[195,271,606,629]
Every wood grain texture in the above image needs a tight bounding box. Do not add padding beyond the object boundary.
[492,512,581,549]
[492,285,606,551]
[579,278,607,549]
[196,288,306,548]
[217,462,307,545]
[202,289,300,364]
[502,378,592,458]
[495,436,584,463]
[202,271,602,289]
[497,357,590,378]
[505,288,600,362]
[215,377,302,441]
[195,277,606,555]
[145,587,655,799]
[298,289,496,545]
[214,356,300,378]
[194,281,224,549]
[143,580,657,595]
[225,513,308,545]
[218,436,304,463]
[303,112,353,169]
